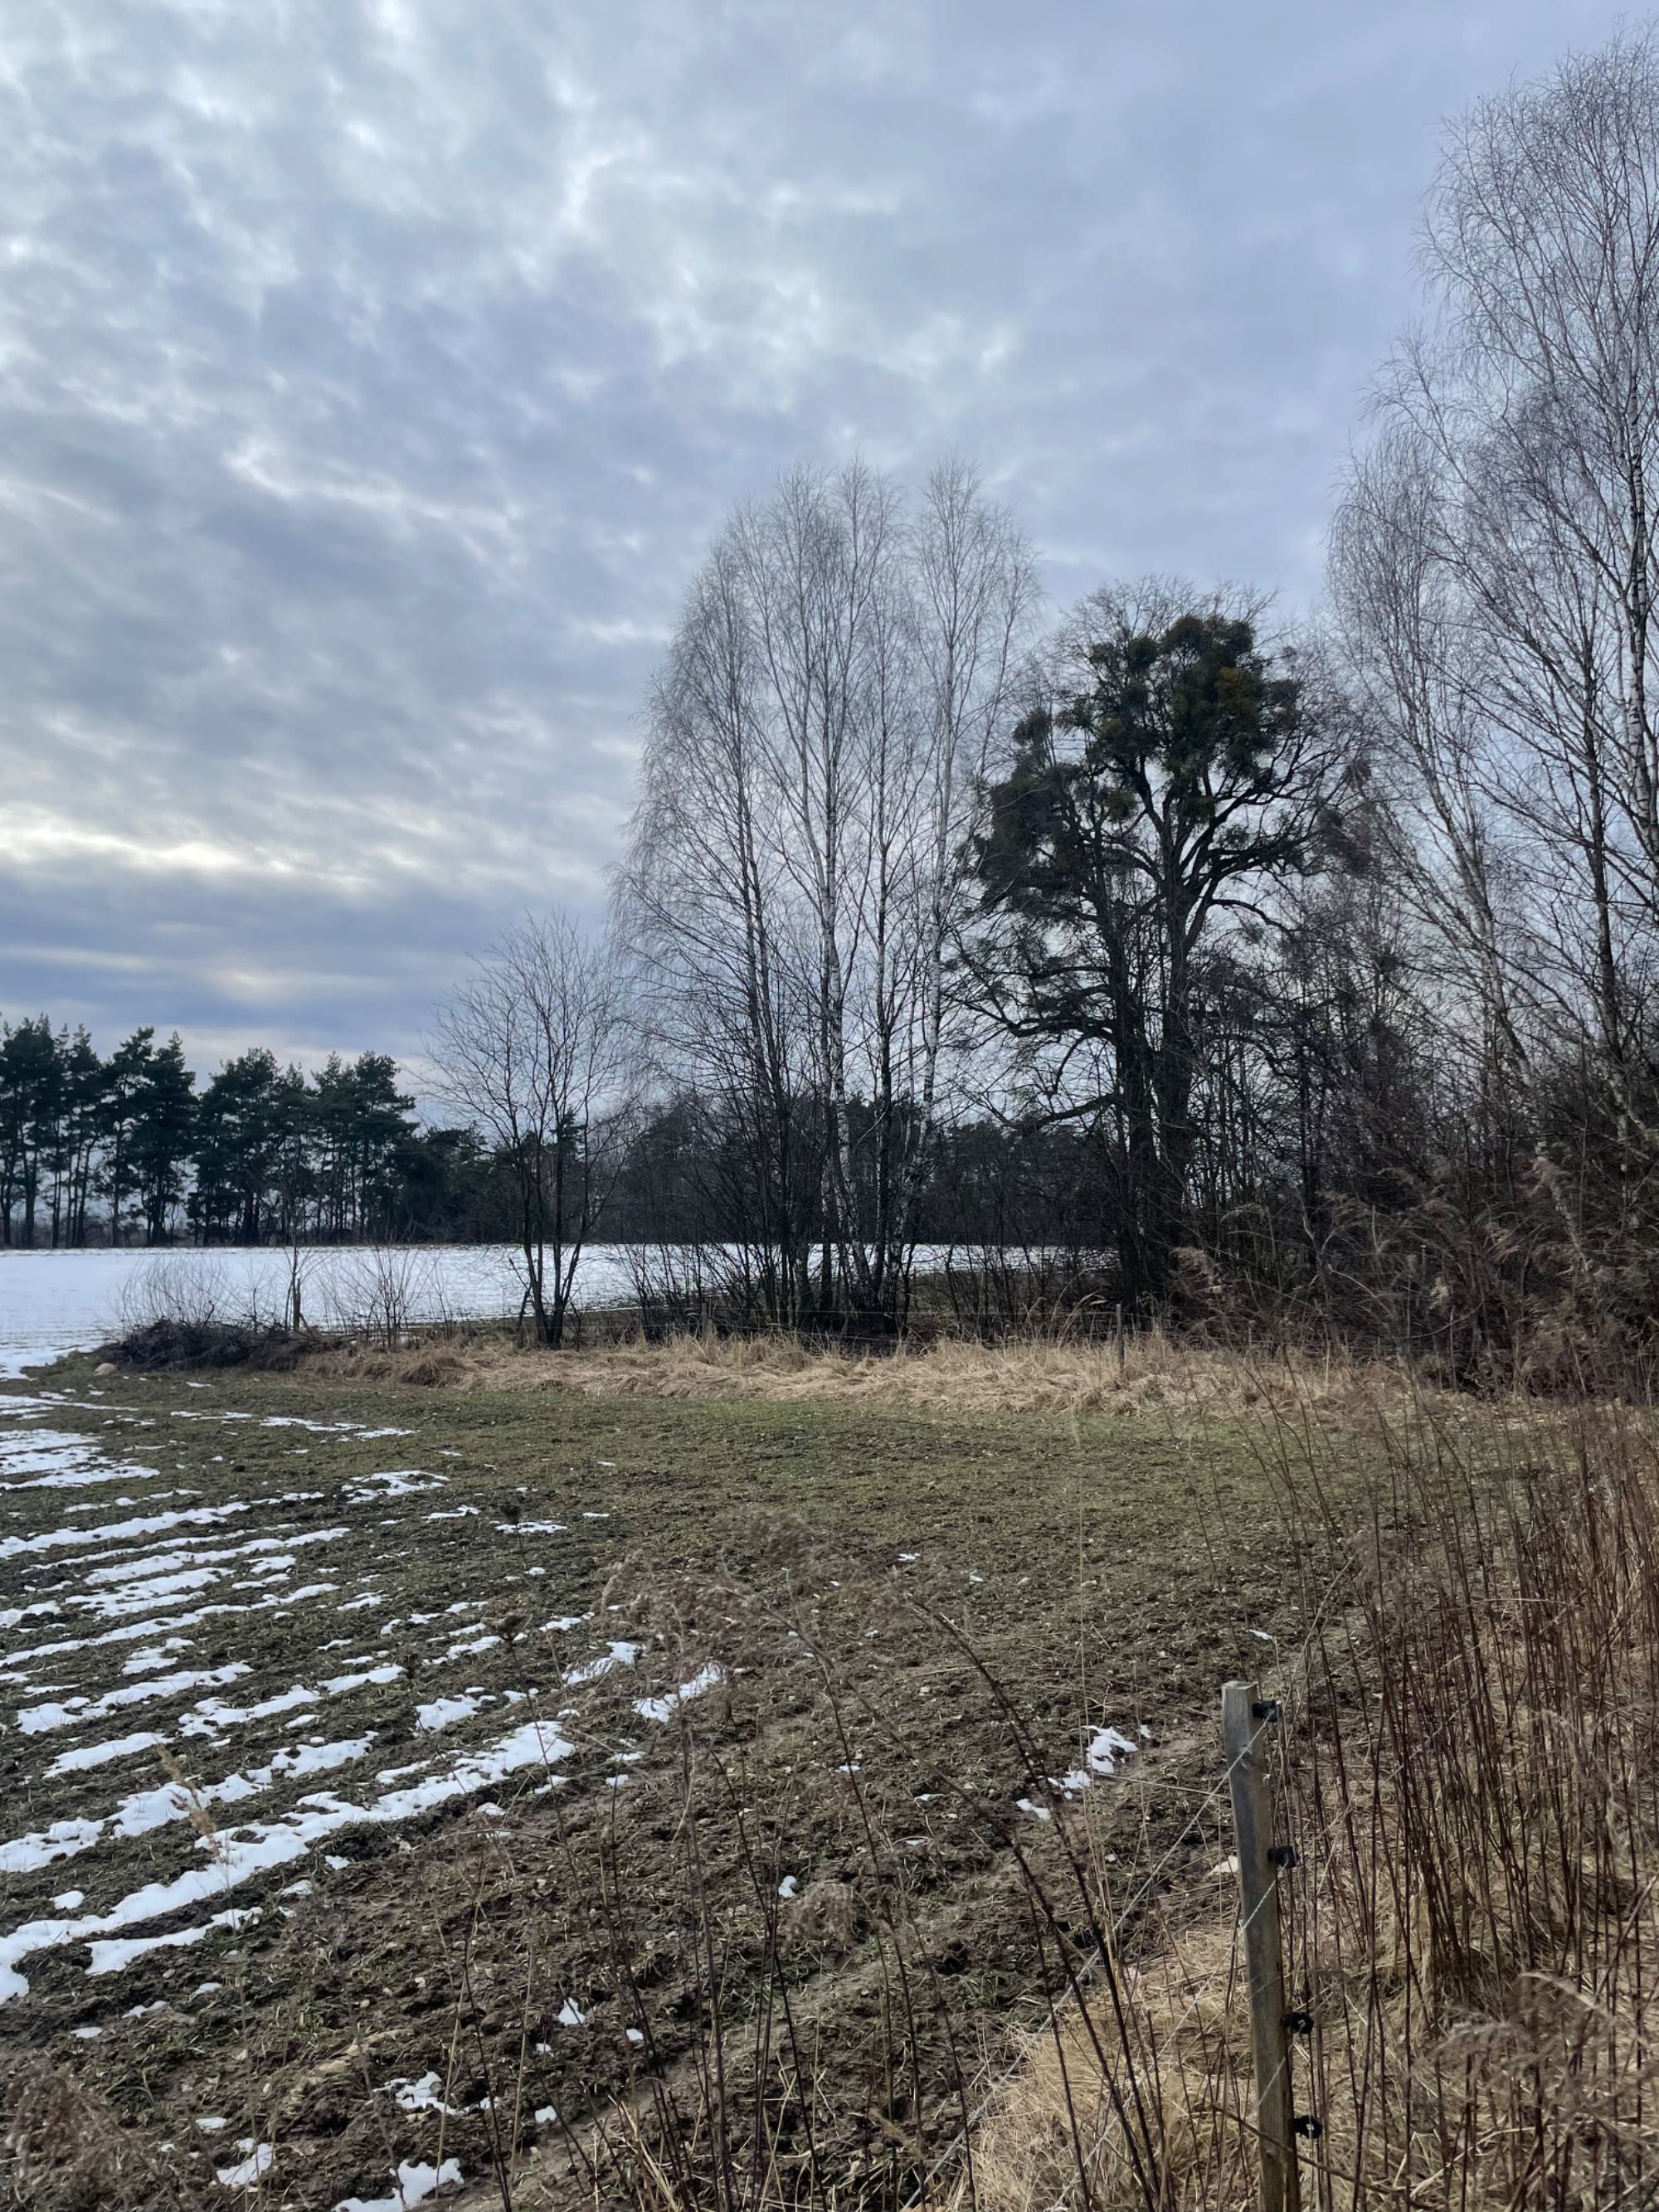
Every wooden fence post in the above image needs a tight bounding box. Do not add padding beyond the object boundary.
[1222,1680,1301,2212]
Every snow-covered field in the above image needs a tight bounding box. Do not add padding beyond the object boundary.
[0,1242,972,1381]
[0,1243,649,1377]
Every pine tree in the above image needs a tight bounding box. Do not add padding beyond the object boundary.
[99,1029,155,1247]
[130,1034,197,1245]
[0,1017,64,1247]
[192,1048,288,1244]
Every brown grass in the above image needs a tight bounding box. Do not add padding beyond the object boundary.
[960,1395,1659,2212]
[301,1325,1424,1422]
[0,2057,192,2210]
[959,1918,1253,2212]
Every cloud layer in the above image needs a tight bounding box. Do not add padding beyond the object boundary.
[0,0,1627,1067]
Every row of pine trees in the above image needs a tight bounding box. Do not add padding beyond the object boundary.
[0,1016,449,1248]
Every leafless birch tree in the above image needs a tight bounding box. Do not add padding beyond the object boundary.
[617,458,1032,1321]
[1334,28,1659,1197]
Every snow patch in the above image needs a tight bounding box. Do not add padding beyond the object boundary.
[384,2071,461,2116]
[87,1905,256,1976]
[216,2139,275,2188]
[342,1471,445,1504]
[633,1663,723,1725]
[19,1662,253,1733]
[332,2159,463,2212]
[0,1717,573,2000]
[416,1696,479,1733]
[46,1733,163,1776]
[564,1640,640,1686]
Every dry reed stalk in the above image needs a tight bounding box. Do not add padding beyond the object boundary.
[966,1397,1659,2212]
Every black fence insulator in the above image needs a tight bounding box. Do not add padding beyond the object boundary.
[1294,2115,1324,2141]
[1283,2009,1314,2035]
[1252,1698,1281,1722]
[1267,1844,1299,1870]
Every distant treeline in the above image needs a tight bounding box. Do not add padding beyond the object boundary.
[0,1012,1111,1261]
[0,1021,475,1248]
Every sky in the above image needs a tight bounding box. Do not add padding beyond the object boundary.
[0,0,1637,1077]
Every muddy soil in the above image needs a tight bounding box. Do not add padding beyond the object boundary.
[0,1354,1352,2209]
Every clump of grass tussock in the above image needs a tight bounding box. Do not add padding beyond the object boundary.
[0,2057,194,2210]
[307,1325,1420,1420]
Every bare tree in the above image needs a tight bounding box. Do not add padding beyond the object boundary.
[428,915,633,1346]
[888,459,1036,1293]
[618,458,1033,1324]
[1424,28,1659,899]
[1335,27,1659,1217]
[618,531,820,1323]
[1330,425,1535,1095]
[733,459,907,1312]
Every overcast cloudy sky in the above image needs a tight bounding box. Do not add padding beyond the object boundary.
[0,0,1632,1074]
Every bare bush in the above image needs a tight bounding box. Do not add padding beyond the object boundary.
[324,1244,448,1348]
[112,1252,233,1336]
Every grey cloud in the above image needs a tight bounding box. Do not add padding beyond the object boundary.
[0,0,1633,1066]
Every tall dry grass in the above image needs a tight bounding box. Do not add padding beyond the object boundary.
[307,1324,1426,1423]
[963,1394,1659,2211]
